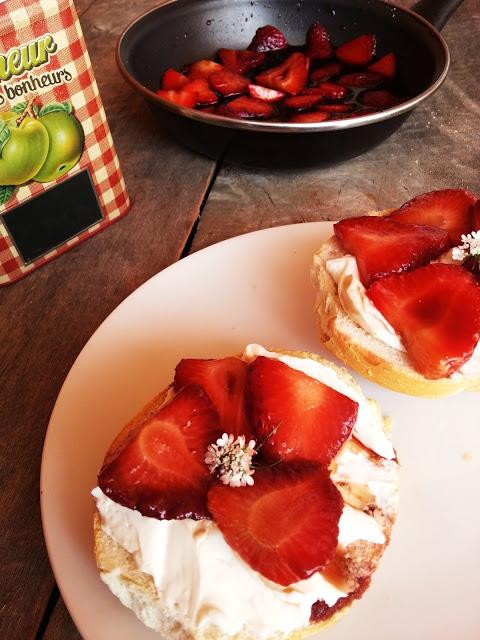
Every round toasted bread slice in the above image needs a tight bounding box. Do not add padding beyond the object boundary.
[93,349,399,640]
[311,213,480,397]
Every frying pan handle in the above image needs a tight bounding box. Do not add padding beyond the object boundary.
[412,0,464,30]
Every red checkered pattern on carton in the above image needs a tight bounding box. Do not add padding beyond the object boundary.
[0,0,130,285]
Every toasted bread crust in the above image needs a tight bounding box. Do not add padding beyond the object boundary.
[93,349,397,639]
[312,213,480,397]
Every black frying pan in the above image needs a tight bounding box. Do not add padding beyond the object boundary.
[117,0,464,167]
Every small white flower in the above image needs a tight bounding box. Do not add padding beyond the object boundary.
[452,231,480,262]
[205,432,257,488]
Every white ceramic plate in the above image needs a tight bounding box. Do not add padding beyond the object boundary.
[41,222,480,640]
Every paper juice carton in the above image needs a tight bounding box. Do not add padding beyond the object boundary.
[0,0,130,285]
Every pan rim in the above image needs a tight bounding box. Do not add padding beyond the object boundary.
[115,0,450,133]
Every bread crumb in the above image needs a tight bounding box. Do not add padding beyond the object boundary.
[462,453,472,462]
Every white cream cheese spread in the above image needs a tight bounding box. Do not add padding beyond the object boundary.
[93,344,399,638]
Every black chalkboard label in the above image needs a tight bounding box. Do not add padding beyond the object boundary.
[2,170,103,264]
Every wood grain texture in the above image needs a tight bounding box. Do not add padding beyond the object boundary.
[0,0,216,637]
[43,599,82,640]
[190,0,480,253]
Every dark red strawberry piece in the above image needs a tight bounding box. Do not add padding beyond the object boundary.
[284,93,324,111]
[311,81,348,101]
[98,386,221,520]
[368,52,397,79]
[318,103,355,113]
[290,111,330,123]
[216,96,274,119]
[338,72,383,88]
[390,189,479,246]
[187,59,223,80]
[359,89,400,109]
[336,34,376,66]
[208,462,343,586]
[174,357,251,439]
[183,79,218,106]
[247,356,358,464]
[311,62,342,82]
[368,264,480,379]
[248,83,285,102]
[155,89,198,108]
[256,52,310,95]
[306,21,333,60]
[248,25,288,53]
[162,68,189,90]
[209,69,250,97]
[334,216,450,287]
[218,48,266,74]
[470,200,480,232]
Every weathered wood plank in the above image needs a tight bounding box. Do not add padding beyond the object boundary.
[0,0,216,637]
[43,599,81,640]
[190,0,480,253]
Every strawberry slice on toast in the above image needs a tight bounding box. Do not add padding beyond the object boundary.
[368,264,480,379]
[334,216,451,287]
[470,200,480,232]
[247,356,358,464]
[390,189,479,245]
[208,462,343,586]
[98,386,222,519]
[174,357,252,439]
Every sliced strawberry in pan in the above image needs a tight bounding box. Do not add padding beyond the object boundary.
[290,111,330,123]
[183,79,218,105]
[390,189,479,246]
[256,52,310,95]
[248,25,288,53]
[306,21,333,60]
[338,72,383,88]
[99,386,221,520]
[336,34,376,66]
[284,93,324,111]
[216,96,274,119]
[161,68,189,90]
[358,89,400,109]
[334,216,450,287]
[248,83,285,102]
[218,48,266,74]
[312,81,348,101]
[368,264,480,379]
[368,52,397,79]
[247,356,358,464]
[187,59,223,80]
[311,62,342,82]
[155,89,198,108]
[174,357,251,439]
[208,462,343,586]
[209,69,250,97]
[318,103,355,113]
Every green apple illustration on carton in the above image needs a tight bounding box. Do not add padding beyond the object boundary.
[0,98,84,204]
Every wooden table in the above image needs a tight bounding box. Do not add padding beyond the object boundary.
[1,0,479,637]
